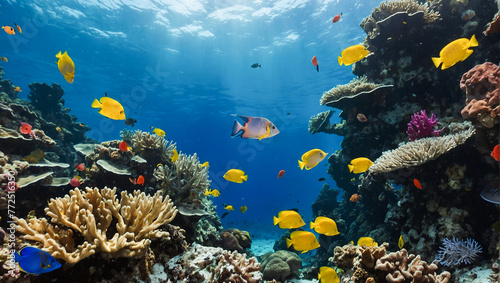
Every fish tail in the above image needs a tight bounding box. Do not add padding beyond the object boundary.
[273,216,279,226]
[258,64,261,68]
[316,65,319,72]
[431,57,442,69]
[286,238,292,248]
[231,121,244,137]
[309,221,315,230]
[91,99,101,108]
[338,56,343,66]
[469,34,478,47]
[298,160,305,170]
[241,175,248,181]
[348,164,354,173]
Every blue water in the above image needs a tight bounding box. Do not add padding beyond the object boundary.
[1,0,381,238]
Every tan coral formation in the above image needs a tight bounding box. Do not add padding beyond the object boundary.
[153,152,210,207]
[320,76,387,106]
[369,122,475,173]
[14,187,177,264]
[375,249,451,283]
[128,130,176,160]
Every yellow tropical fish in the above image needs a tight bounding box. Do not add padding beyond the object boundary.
[310,216,340,236]
[318,266,339,283]
[338,45,370,66]
[204,188,220,197]
[151,127,165,137]
[286,231,320,253]
[398,235,404,249]
[298,149,328,170]
[171,149,178,162]
[240,206,247,213]
[211,189,220,197]
[223,169,248,183]
[55,51,75,83]
[23,149,45,163]
[200,161,209,168]
[27,210,36,219]
[56,127,62,132]
[357,237,378,247]
[224,204,234,211]
[348,157,373,174]
[91,96,126,120]
[273,210,305,229]
[432,35,478,70]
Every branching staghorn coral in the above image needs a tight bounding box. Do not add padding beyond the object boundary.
[14,187,177,264]
[121,129,176,160]
[153,152,210,207]
[320,76,386,106]
[369,122,475,173]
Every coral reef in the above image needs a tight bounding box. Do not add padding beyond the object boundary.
[435,238,482,267]
[375,249,451,283]
[369,122,475,173]
[165,243,262,282]
[460,62,500,128]
[121,129,176,162]
[14,187,178,264]
[219,228,252,253]
[260,250,302,282]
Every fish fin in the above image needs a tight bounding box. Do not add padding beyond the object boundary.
[273,216,279,225]
[55,51,62,58]
[348,164,354,173]
[286,238,292,248]
[310,221,314,230]
[258,64,261,67]
[338,56,343,66]
[298,160,305,170]
[242,175,248,181]
[231,121,244,137]
[469,34,478,47]
[316,65,319,72]
[431,57,442,68]
[301,250,308,254]
[91,99,101,108]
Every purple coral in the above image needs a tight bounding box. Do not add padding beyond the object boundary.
[435,237,482,267]
[406,110,442,141]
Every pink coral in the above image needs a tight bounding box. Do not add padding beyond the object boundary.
[406,110,441,141]
[460,62,500,128]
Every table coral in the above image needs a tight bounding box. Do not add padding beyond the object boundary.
[375,249,451,283]
[460,62,500,128]
[14,187,178,264]
[369,122,475,173]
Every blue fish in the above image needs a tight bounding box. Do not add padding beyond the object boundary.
[14,247,61,275]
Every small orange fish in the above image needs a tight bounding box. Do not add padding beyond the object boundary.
[278,170,285,179]
[2,26,15,35]
[350,193,360,202]
[19,122,32,134]
[14,23,21,34]
[413,178,423,190]
[75,163,85,171]
[119,140,128,152]
[357,113,367,122]
[332,12,342,23]
[13,86,21,92]
[311,56,319,72]
[130,175,145,185]
[491,144,500,161]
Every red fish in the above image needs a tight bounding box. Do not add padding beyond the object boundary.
[350,193,360,202]
[311,56,319,72]
[332,13,342,23]
[278,170,285,179]
[70,177,81,187]
[19,122,32,134]
[130,175,145,185]
[413,178,423,190]
[2,26,15,35]
[75,163,85,171]
[491,144,500,161]
[14,23,21,34]
[119,140,128,152]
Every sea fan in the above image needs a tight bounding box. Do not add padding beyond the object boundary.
[435,237,482,267]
